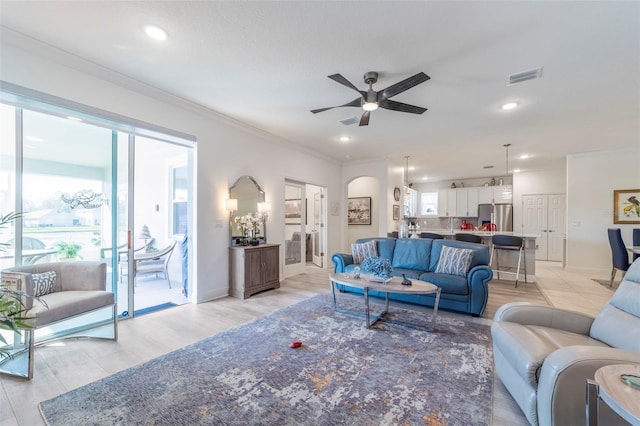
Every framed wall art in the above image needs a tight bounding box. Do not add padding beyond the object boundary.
[393,204,400,221]
[285,198,302,224]
[613,189,640,224]
[348,197,372,225]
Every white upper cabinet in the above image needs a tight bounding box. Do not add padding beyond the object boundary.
[455,188,479,217]
[477,185,512,204]
[437,189,457,217]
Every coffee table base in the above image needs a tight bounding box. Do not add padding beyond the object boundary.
[330,277,441,330]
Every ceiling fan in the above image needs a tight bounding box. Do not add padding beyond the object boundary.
[311,71,430,126]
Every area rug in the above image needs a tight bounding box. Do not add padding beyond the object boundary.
[39,294,493,426]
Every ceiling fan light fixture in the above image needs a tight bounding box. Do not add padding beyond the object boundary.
[362,102,378,111]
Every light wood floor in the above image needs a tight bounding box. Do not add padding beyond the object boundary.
[1,261,614,426]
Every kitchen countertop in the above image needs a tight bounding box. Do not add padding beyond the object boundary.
[417,229,539,238]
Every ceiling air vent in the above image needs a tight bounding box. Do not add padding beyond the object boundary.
[508,67,543,85]
[339,117,358,126]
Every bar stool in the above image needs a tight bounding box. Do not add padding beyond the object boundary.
[490,234,526,287]
[419,232,444,239]
[455,233,482,244]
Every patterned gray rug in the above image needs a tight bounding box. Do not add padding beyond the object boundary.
[39,294,493,425]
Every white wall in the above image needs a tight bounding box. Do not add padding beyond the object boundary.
[341,159,389,250]
[347,177,379,246]
[1,31,343,303]
[566,148,640,274]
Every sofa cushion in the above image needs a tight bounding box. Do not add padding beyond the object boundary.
[28,290,115,327]
[419,272,469,295]
[351,240,378,264]
[391,239,432,270]
[32,271,57,296]
[434,246,474,277]
[491,321,608,387]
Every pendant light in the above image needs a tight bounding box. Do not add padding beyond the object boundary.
[503,143,511,186]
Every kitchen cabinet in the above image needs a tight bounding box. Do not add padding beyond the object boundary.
[437,189,457,217]
[229,244,280,299]
[456,187,479,217]
[478,185,513,204]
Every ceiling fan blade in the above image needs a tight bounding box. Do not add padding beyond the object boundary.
[377,72,430,102]
[379,99,427,114]
[310,97,362,114]
[328,74,366,95]
[359,111,370,126]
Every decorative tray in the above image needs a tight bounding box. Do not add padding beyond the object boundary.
[365,274,392,283]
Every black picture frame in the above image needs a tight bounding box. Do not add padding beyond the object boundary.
[348,197,372,225]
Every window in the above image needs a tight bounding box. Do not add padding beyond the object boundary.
[420,192,438,216]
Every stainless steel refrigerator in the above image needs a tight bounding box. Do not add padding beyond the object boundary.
[477,204,513,232]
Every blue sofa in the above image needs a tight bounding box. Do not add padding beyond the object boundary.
[332,237,493,316]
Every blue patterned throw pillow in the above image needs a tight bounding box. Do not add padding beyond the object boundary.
[32,270,57,297]
[435,246,474,277]
[351,240,378,264]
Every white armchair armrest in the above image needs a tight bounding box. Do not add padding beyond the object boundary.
[494,302,595,336]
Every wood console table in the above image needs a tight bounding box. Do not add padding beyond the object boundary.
[229,244,280,299]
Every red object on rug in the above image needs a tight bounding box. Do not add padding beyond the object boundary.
[290,341,302,348]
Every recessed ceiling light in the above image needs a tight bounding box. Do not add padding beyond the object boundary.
[26,136,43,142]
[519,154,529,159]
[408,166,415,171]
[501,102,519,111]
[144,25,168,41]
[513,169,521,173]
[422,176,428,180]
[339,136,350,142]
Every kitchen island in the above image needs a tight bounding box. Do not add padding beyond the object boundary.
[415,229,538,283]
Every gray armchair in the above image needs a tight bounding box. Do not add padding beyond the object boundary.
[491,258,640,425]
[0,261,117,379]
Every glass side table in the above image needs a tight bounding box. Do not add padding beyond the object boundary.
[586,364,640,426]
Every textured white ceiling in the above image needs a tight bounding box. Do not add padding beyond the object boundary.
[1,1,639,182]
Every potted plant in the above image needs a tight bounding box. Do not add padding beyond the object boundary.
[0,212,33,360]
[55,240,83,260]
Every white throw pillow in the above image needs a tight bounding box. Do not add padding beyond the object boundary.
[435,246,474,277]
[351,240,378,264]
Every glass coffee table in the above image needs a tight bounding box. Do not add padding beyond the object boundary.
[329,272,441,330]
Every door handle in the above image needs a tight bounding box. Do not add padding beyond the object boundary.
[541,230,548,232]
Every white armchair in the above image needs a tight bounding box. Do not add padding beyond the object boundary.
[491,259,640,425]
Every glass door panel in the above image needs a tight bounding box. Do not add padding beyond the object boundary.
[284,182,305,277]
[312,187,324,267]
[131,136,188,315]
[21,110,113,264]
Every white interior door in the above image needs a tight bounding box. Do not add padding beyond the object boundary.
[283,182,306,277]
[523,194,566,261]
[523,195,548,260]
[547,194,566,262]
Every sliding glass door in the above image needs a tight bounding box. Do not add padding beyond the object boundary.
[1,94,194,320]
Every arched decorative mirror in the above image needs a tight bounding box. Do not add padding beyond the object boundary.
[229,175,267,245]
